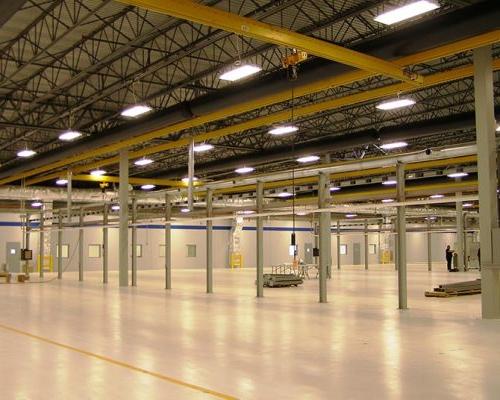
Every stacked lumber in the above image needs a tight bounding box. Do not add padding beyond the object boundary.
[425,279,481,297]
[263,273,303,288]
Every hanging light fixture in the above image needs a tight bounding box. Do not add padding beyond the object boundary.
[121,80,152,117]
[268,125,299,135]
[17,149,36,158]
[90,169,106,177]
[193,143,214,152]
[59,130,82,141]
[235,166,254,174]
[56,178,68,186]
[141,184,156,190]
[134,158,153,166]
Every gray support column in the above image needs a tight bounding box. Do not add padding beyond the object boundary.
[378,222,381,264]
[393,217,398,271]
[456,197,464,271]
[57,210,63,279]
[24,214,30,275]
[187,138,195,211]
[427,217,432,272]
[396,162,407,309]
[364,220,369,270]
[318,172,331,303]
[474,46,500,318]
[39,209,44,278]
[119,148,129,287]
[256,181,264,297]
[78,209,84,282]
[67,170,72,223]
[206,188,213,293]
[164,194,172,289]
[313,221,319,266]
[131,198,137,287]
[103,204,109,284]
[337,221,341,270]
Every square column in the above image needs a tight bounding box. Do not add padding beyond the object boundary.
[78,209,84,282]
[119,148,129,287]
[131,198,137,287]
[256,181,264,297]
[396,162,407,309]
[206,188,213,293]
[474,46,500,318]
[318,172,331,303]
[164,194,172,289]
[103,204,109,284]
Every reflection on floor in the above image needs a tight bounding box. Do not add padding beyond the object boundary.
[0,264,498,400]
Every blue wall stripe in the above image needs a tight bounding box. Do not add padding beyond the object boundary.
[0,221,316,232]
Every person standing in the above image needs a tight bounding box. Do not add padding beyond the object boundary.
[445,245,454,272]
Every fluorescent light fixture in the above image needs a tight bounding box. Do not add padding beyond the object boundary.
[90,169,106,177]
[141,184,156,190]
[180,207,190,213]
[268,125,299,135]
[56,179,68,186]
[382,179,397,186]
[430,194,444,199]
[425,216,437,220]
[59,130,82,141]
[182,176,199,184]
[235,166,255,174]
[496,125,500,132]
[237,210,255,215]
[297,155,319,163]
[345,213,357,218]
[111,205,120,211]
[463,203,474,208]
[31,201,42,207]
[447,172,469,178]
[380,141,408,150]
[17,149,36,158]
[193,143,214,152]
[134,158,153,166]
[296,211,308,216]
[330,186,341,192]
[121,104,152,118]
[376,98,416,111]
[219,64,261,82]
[374,1,439,25]
[277,192,294,198]
[381,198,394,203]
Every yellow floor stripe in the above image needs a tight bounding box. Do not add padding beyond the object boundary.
[0,322,238,400]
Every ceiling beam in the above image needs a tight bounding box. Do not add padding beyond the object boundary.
[117,0,421,84]
[24,56,499,186]
[4,31,500,186]
[71,174,190,188]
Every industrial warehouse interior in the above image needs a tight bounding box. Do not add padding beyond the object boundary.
[0,0,499,398]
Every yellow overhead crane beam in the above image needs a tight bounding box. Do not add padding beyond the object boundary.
[116,0,421,84]
[25,57,499,186]
[71,174,191,188]
[8,30,500,187]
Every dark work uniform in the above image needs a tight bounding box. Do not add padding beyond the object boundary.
[446,248,453,271]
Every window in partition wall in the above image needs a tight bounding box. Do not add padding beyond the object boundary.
[56,244,69,258]
[88,244,101,258]
[187,244,197,258]
[369,244,377,255]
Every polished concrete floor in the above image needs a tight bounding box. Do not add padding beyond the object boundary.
[0,264,498,400]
